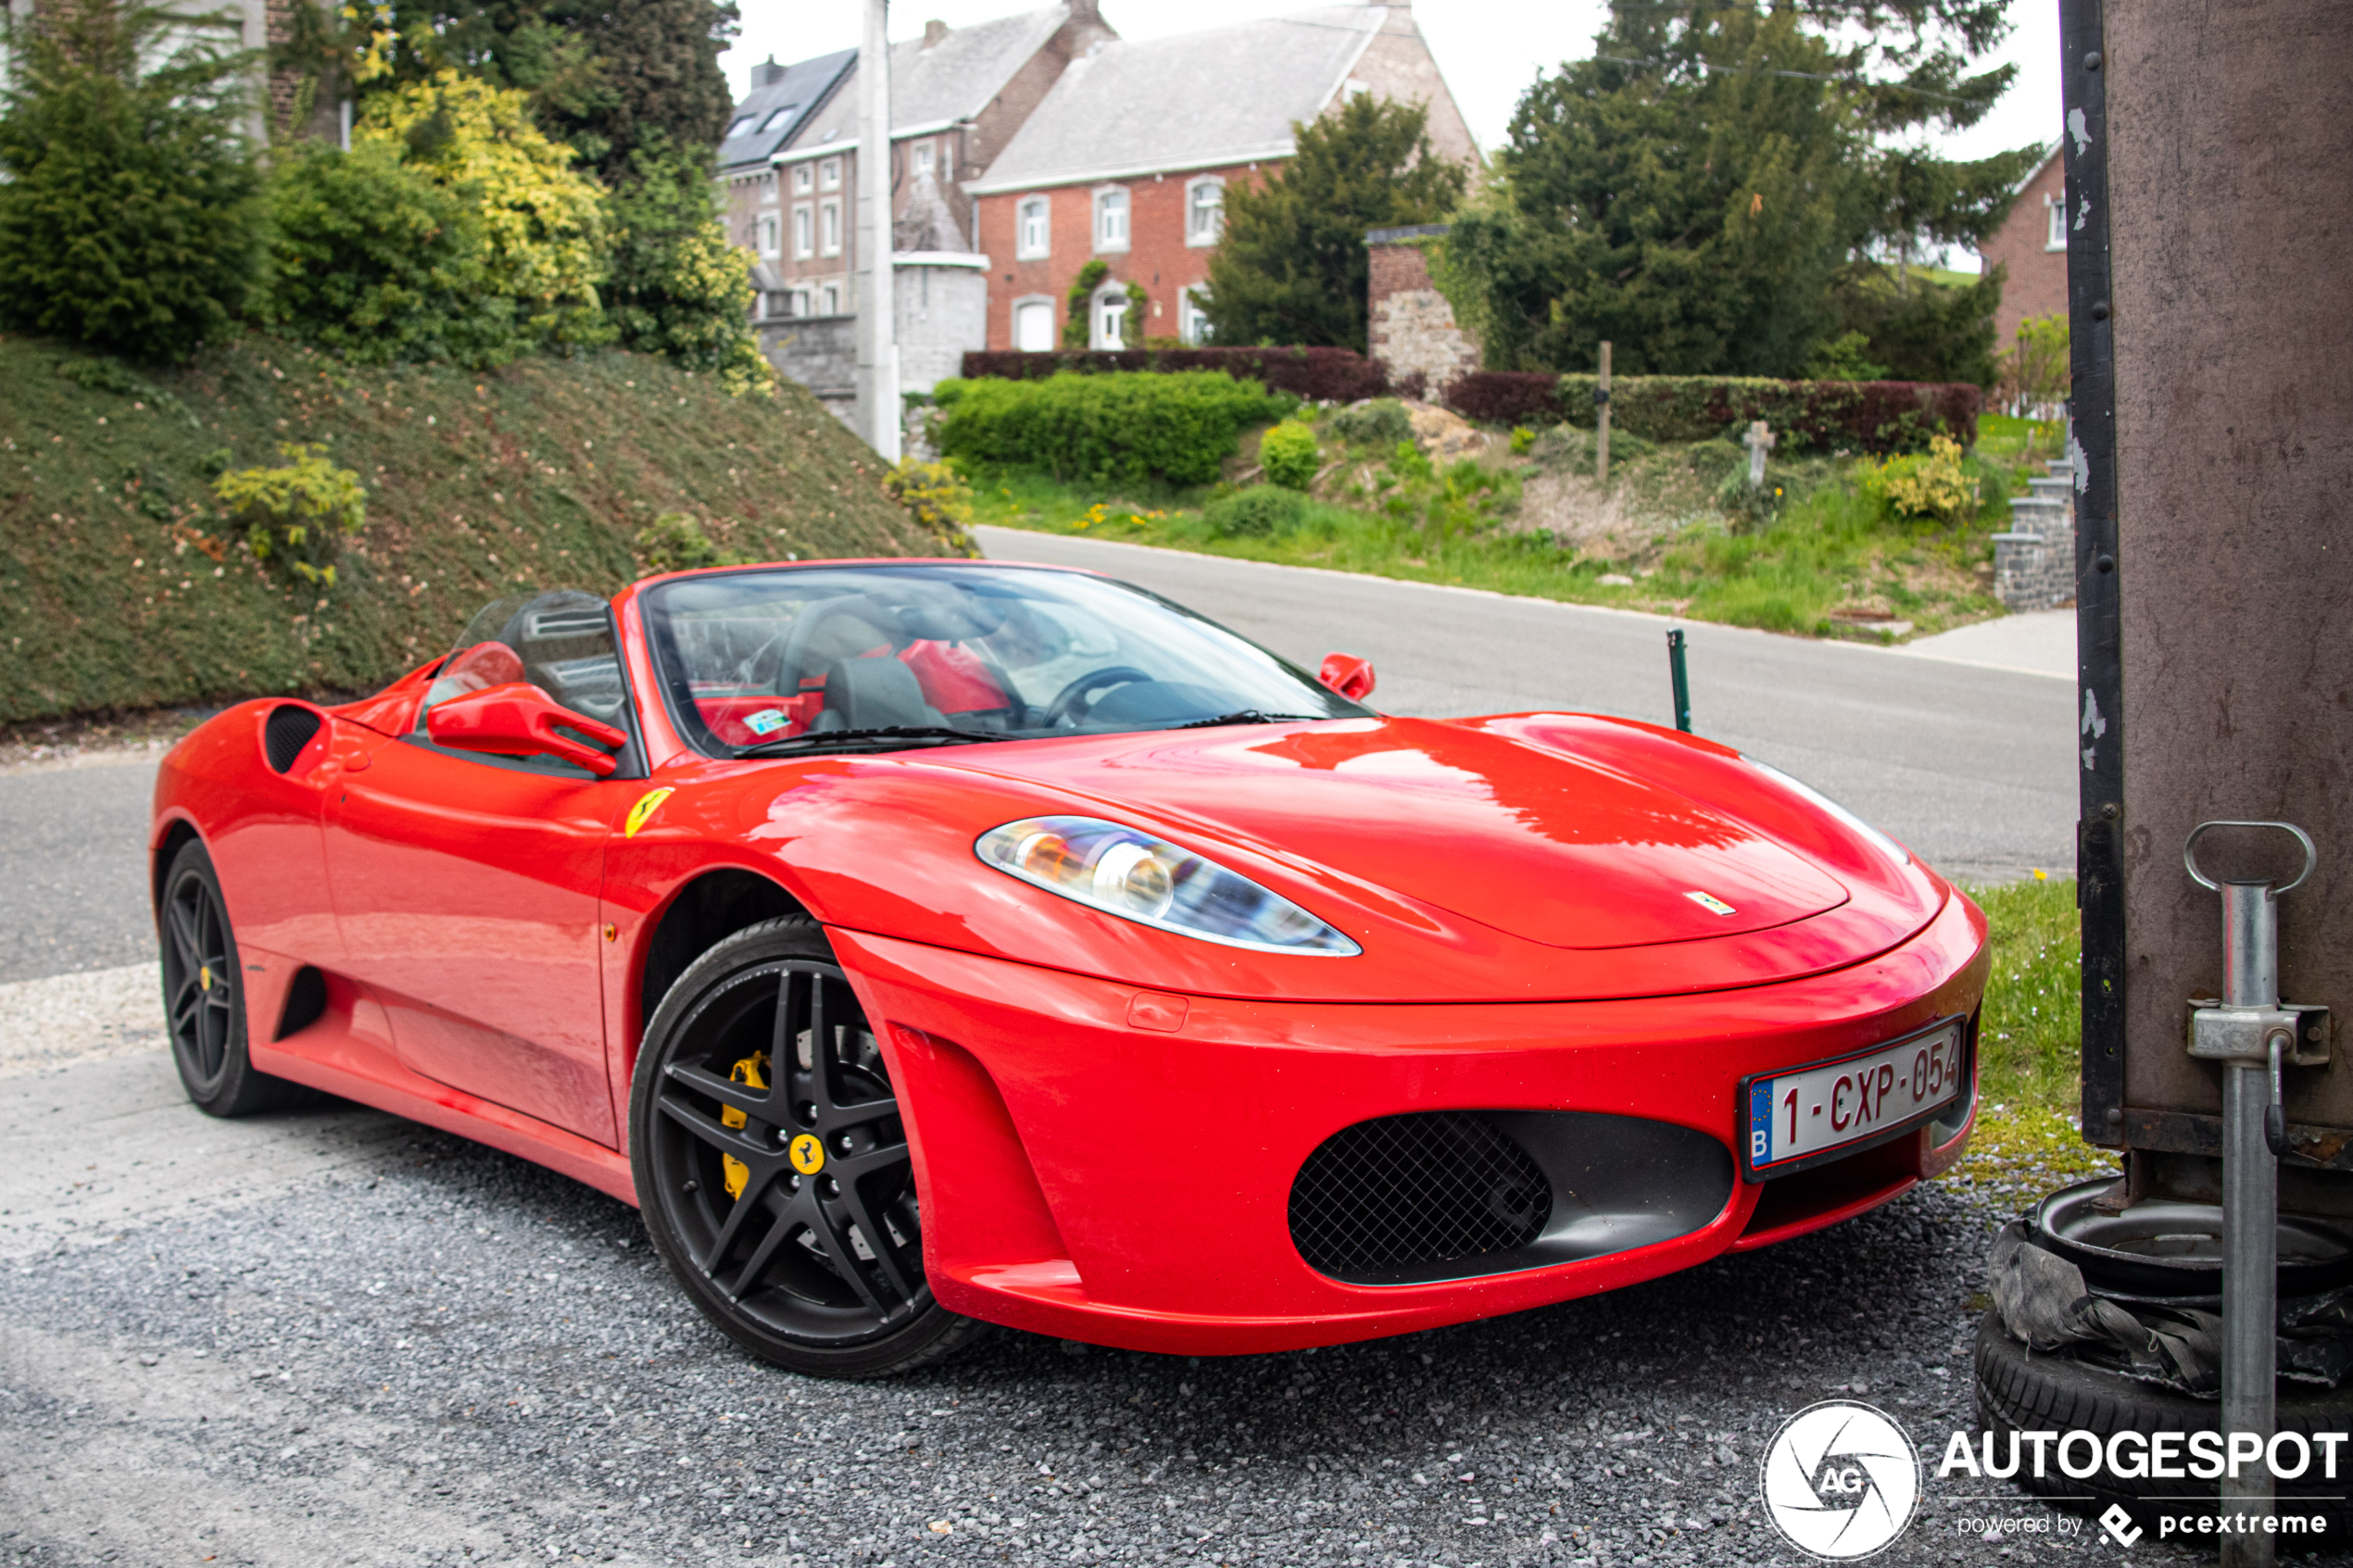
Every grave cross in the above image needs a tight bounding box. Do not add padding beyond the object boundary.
[1743,420,1776,488]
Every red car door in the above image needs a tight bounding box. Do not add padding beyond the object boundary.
[320,594,636,1146]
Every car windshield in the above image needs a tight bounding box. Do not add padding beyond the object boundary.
[638,564,1370,756]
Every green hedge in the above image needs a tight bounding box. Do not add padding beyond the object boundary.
[931,370,1293,486]
[1445,371,1979,453]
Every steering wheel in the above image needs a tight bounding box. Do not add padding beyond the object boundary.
[1043,666,1154,727]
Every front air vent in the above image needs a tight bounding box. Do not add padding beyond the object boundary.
[1289,1112,1552,1284]
[262,705,322,773]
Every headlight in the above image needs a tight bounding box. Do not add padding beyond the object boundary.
[975,816,1361,956]
[1741,757,1911,867]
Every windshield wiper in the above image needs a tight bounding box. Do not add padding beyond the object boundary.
[736,725,1003,759]
[1170,709,1326,730]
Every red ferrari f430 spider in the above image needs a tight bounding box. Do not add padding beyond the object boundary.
[152,560,1987,1376]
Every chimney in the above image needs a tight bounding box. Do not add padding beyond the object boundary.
[922,19,948,48]
[752,54,786,88]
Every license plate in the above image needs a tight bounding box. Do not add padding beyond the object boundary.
[1743,1018,1968,1178]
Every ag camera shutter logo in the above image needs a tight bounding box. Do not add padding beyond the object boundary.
[1759,1400,1921,1559]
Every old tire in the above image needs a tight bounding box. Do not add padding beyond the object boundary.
[1974,1308,2353,1538]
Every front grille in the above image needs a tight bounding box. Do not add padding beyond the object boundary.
[1289,1112,1552,1282]
[262,705,321,772]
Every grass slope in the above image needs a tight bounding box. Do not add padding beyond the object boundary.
[0,334,943,722]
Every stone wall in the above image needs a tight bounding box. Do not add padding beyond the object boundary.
[1365,228,1478,395]
[757,261,988,442]
[757,315,858,429]
[1989,462,2078,611]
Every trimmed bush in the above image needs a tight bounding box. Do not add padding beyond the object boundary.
[1859,434,1982,527]
[1203,487,1307,538]
[1259,421,1319,490]
[1326,398,1414,449]
[1462,373,1979,454]
[1443,372,1568,427]
[932,370,1292,486]
[960,346,1387,405]
[213,442,367,586]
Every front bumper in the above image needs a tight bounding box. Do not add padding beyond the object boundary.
[836,890,1988,1355]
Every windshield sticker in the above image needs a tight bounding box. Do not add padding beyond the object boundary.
[743,708,790,736]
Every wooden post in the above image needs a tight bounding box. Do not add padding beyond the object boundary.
[1595,341,1613,485]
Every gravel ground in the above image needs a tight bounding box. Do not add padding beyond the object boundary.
[0,1102,2241,1568]
[0,963,164,1077]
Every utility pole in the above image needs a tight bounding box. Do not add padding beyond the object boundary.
[855,0,900,461]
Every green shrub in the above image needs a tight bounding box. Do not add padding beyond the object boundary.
[1715,463,1784,533]
[1859,434,1980,527]
[0,0,266,362]
[604,135,771,395]
[634,512,732,572]
[931,370,1293,486]
[1326,398,1415,449]
[263,139,522,368]
[1259,420,1319,490]
[1510,426,1536,455]
[1203,486,1307,538]
[213,442,367,586]
[883,458,979,557]
[1389,439,1434,483]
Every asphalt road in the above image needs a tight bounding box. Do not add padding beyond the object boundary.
[0,762,159,985]
[975,527,2077,885]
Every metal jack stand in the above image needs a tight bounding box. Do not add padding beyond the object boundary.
[2185,822,2330,1567]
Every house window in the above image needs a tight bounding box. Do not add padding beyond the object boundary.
[1016,196,1050,259]
[759,103,799,134]
[819,157,841,191]
[794,163,812,194]
[1094,187,1129,253]
[820,200,841,256]
[758,215,779,257]
[792,204,812,257]
[759,172,777,206]
[724,114,755,139]
[2045,194,2067,252]
[1180,291,1212,345]
[1013,296,1054,351]
[791,288,812,318]
[822,284,840,316]
[1185,177,1223,246]
[912,139,934,176]
[1092,283,1129,350]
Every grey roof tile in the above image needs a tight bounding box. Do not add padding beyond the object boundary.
[969,6,1382,191]
[718,49,854,172]
[778,5,1076,158]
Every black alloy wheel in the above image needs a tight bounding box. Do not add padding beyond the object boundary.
[629,916,979,1378]
[158,838,309,1117]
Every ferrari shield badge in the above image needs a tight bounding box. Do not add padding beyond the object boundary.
[623,787,675,838]
[788,1134,827,1175]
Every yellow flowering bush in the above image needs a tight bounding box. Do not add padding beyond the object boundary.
[356,72,610,349]
[883,459,979,557]
[214,443,367,586]
[1860,433,1982,528]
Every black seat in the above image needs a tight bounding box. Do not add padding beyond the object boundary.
[820,658,946,731]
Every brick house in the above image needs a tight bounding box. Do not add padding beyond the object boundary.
[1980,141,2068,352]
[964,3,1475,353]
[717,50,857,320]
[742,3,1114,327]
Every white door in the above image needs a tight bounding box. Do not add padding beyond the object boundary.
[1014,300,1053,352]
[1097,295,1127,350]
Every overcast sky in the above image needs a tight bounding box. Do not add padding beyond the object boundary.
[718,1,2061,269]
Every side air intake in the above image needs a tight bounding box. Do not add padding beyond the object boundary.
[262,705,322,773]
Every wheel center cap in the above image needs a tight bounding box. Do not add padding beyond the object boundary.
[787,1133,826,1175]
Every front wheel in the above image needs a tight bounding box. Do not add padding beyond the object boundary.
[628,916,980,1379]
[157,837,311,1117]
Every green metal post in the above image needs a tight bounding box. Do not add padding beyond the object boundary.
[1667,628,1692,733]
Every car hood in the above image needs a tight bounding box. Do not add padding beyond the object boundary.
[935,717,1849,950]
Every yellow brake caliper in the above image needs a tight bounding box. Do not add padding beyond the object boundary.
[719,1051,770,1201]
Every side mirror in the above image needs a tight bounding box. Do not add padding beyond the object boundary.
[427,682,627,777]
[1318,653,1377,702]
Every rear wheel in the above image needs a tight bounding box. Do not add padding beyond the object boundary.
[629,916,980,1379]
[158,838,310,1117]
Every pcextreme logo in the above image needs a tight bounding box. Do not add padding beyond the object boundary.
[1760,1400,1921,1560]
